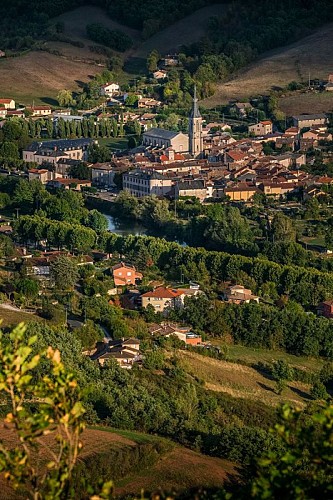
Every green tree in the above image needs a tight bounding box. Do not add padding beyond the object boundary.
[57,89,75,108]
[310,380,329,401]
[50,256,79,291]
[16,278,39,302]
[147,49,160,73]
[88,143,111,163]
[0,141,19,159]
[68,163,91,180]
[0,324,85,499]
[128,136,137,148]
[86,209,108,233]
[271,213,296,243]
[249,404,333,499]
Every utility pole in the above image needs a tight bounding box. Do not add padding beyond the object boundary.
[15,207,20,218]
[174,198,177,218]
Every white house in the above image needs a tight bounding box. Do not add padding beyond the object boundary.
[100,83,120,97]
[0,98,15,110]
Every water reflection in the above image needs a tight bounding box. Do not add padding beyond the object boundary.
[104,214,147,236]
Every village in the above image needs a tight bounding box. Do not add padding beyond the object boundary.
[1,75,333,204]
[0,0,333,495]
[0,67,333,371]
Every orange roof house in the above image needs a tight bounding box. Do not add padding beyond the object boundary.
[112,262,143,287]
[141,286,201,314]
[0,98,15,109]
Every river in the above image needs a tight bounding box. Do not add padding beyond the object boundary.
[104,214,147,236]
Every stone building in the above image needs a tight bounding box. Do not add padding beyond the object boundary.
[142,128,189,152]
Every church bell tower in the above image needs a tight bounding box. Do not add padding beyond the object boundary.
[189,86,203,158]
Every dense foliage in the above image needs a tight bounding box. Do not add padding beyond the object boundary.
[86,23,133,52]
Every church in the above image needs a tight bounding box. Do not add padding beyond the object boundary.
[142,87,204,158]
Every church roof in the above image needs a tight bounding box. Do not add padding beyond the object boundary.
[190,86,201,119]
[143,128,181,140]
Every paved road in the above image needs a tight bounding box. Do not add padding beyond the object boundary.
[99,323,112,341]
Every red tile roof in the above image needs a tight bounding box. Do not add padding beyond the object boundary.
[142,287,183,299]
[226,150,247,162]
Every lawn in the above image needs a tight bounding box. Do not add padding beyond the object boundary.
[98,137,129,151]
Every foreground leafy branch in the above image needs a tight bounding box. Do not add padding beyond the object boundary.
[0,322,111,499]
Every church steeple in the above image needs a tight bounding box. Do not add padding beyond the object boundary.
[189,85,203,158]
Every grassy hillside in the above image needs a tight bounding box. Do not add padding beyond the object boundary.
[0,424,236,498]
[0,4,228,102]
[0,4,141,103]
[0,51,104,104]
[179,351,315,407]
[0,304,43,327]
[1,2,333,114]
[202,21,333,113]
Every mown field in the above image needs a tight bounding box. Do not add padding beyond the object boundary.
[203,21,333,114]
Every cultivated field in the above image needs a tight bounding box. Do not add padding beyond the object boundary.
[203,21,333,114]
[180,351,314,407]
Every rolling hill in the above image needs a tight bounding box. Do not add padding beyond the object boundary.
[202,21,333,114]
[0,4,226,103]
[0,425,236,499]
[133,4,226,59]
[179,350,314,407]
